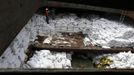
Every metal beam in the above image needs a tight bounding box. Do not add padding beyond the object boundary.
[43,1,123,14]
[43,1,134,20]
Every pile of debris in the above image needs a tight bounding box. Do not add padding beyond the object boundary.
[34,32,85,48]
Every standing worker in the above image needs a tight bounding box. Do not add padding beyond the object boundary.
[44,8,49,24]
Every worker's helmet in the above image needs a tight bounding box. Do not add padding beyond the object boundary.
[46,8,48,11]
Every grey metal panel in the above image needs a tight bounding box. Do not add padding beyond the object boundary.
[0,0,42,56]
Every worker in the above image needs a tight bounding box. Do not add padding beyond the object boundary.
[44,8,49,24]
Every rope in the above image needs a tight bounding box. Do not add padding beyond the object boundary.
[119,10,127,24]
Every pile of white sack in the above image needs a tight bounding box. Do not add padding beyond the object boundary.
[23,50,72,69]
[23,13,134,68]
[86,18,134,48]
[48,13,134,48]
[93,51,134,69]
